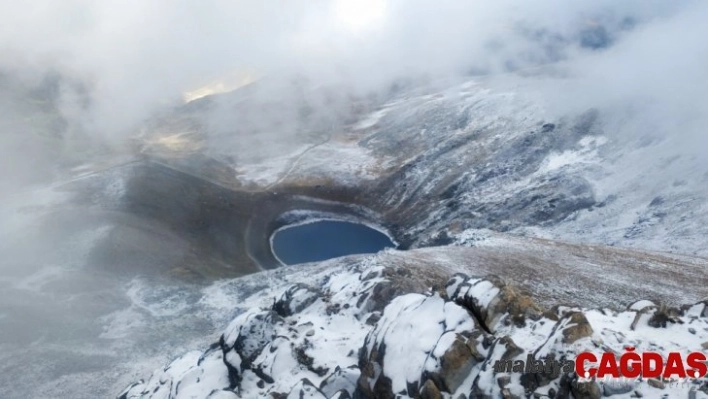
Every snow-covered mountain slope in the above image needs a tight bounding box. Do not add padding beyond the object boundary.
[2,73,707,398]
[119,242,708,399]
[113,75,708,399]
[145,76,708,258]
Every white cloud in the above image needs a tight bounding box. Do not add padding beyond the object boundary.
[0,0,706,168]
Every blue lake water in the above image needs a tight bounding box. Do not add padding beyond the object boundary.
[271,220,396,265]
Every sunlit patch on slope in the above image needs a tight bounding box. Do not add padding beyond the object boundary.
[136,131,204,155]
[183,71,261,103]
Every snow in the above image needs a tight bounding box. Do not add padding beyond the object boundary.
[233,143,313,187]
[467,280,501,309]
[116,252,708,398]
[352,108,390,130]
[377,294,447,393]
[3,73,708,399]
[628,300,657,311]
[538,136,607,174]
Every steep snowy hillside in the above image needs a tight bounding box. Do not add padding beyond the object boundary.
[144,75,708,258]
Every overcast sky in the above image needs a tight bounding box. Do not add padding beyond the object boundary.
[0,0,706,159]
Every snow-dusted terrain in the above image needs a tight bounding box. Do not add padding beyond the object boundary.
[118,76,708,398]
[118,245,708,398]
[152,75,708,256]
[1,74,707,398]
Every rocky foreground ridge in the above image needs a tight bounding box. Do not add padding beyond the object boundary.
[119,237,708,399]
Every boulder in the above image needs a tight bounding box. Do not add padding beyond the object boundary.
[647,305,682,328]
[273,284,322,317]
[219,309,284,386]
[356,265,450,314]
[419,379,443,399]
[446,274,542,332]
[571,379,602,399]
[357,293,485,398]
[682,299,708,318]
[560,311,594,344]
[118,347,232,399]
[472,336,526,399]
[319,366,359,398]
[426,331,487,392]
[646,378,664,390]
[627,300,656,312]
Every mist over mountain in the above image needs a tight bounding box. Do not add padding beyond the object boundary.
[1,0,706,142]
[1,2,707,398]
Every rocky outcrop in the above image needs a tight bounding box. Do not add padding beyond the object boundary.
[446,274,543,332]
[273,283,322,317]
[319,366,359,398]
[357,293,488,398]
[119,263,708,399]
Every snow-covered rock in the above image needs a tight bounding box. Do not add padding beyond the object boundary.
[120,258,708,399]
[446,274,543,333]
[358,292,487,398]
[6,67,708,399]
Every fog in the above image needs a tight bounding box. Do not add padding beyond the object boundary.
[2,1,706,152]
[1,1,708,397]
